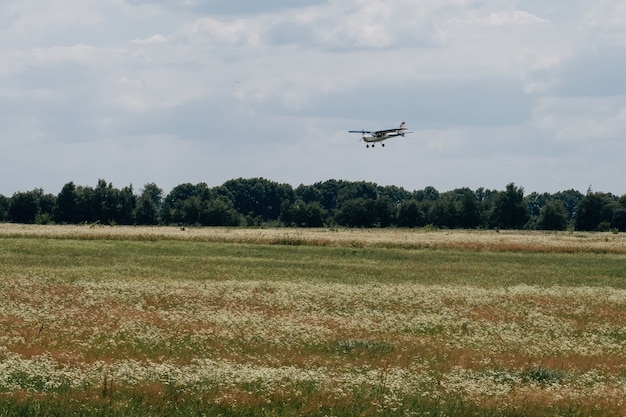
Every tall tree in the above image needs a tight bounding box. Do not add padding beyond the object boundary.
[222,178,294,221]
[397,200,426,228]
[281,200,327,227]
[9,189,42,224]
[0,194,9,222]
[38,192,56,224]
[377,185,412,206]
[525,192,551,218]
[375,196,395,227]
[162,183,198,224]
[117,185,136,225]
[537,201,568,230]
[54,182,78,223]
[135,183,163,225]
[612,195,626,232]
[294,184,322,204]
[551,189,584,221]
[315,180,343,213]
[458,189,481,228]
[335,198,377,227]
[575,191,617,231]
[415,186,439,202]
[200,196,241,226]
[74,185,96,223]
[337,181,378,204]
[490,183,529,229]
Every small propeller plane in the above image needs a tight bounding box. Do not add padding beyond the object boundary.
[349,122,412,148]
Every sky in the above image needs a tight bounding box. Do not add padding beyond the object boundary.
[2,0,626,197]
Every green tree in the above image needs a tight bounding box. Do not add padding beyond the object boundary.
[457,189,481,228]
[0,194,9,222]
[74,185,97,223]
[89,180,135,225]
[335,198,377,227]
[397,199,426,228]
[537,201,568,230]
[54,182,78,223]
[575,190,617,231]
[377,185,412,206]
[415,186,439,202]
[182,195,203,225]
[302,201,327,227]
[490,183,529,229]
[9,189,43,224]
[117,185,136,225]
[428,197,454,227]
[475,187,497,227]
[612,195,626,232]
[93,179,110,222]
[375,196,395,227]
[200,196,241,226]
[162,183,242,226]
[337,181,378,204]
[222,178,294,222]
[307,180,343,213]
[294,184,322,204]
[281,200,327,227]
[552,189,584,221]
[525,192,551,218]
[162,183,200,224]
[135,183,163,225]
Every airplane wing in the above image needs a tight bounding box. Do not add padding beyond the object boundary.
[349,130,372,134]
[374,122,407,134]
[373,128,399,134]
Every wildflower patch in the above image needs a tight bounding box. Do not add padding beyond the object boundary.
[1,226,625,416]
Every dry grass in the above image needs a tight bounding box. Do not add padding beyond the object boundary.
[2,223,626,253]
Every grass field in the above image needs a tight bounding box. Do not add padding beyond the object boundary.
[1,224,625,416]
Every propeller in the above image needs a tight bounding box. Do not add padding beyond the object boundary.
[349,129,371,144]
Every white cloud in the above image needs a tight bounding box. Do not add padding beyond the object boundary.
[1,0,626,196]
[533,96,626,141]
[129,34,168,44]
[448,10,550,26]
[182,17,261,46]
[1,0,104,47]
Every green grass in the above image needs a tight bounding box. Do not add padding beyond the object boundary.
[1,229,625,416]
[2,237,626,287]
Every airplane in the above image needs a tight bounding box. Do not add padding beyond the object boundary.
[349,122,412,148]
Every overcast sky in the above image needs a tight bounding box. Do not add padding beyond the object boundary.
[2,0,626,197]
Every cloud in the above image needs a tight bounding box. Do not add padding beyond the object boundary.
[129,34,168,44]
[552,47,626,97]
[305,77,535,128]
[122,0,328,17]
[533,96,626,141]
[2,0,626,196]
[1,1,104,47]
[447,10,550,26]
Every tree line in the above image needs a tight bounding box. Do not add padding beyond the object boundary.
[1,178,625,231]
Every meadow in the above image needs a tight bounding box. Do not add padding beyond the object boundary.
[0,224,625,416]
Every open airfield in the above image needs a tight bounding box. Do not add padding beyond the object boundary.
[1,224,625,416]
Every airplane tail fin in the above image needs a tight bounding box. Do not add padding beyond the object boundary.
[399,122,406,130]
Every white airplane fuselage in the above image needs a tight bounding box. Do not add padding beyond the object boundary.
[362,132,403,143]
[349,122,410,147]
